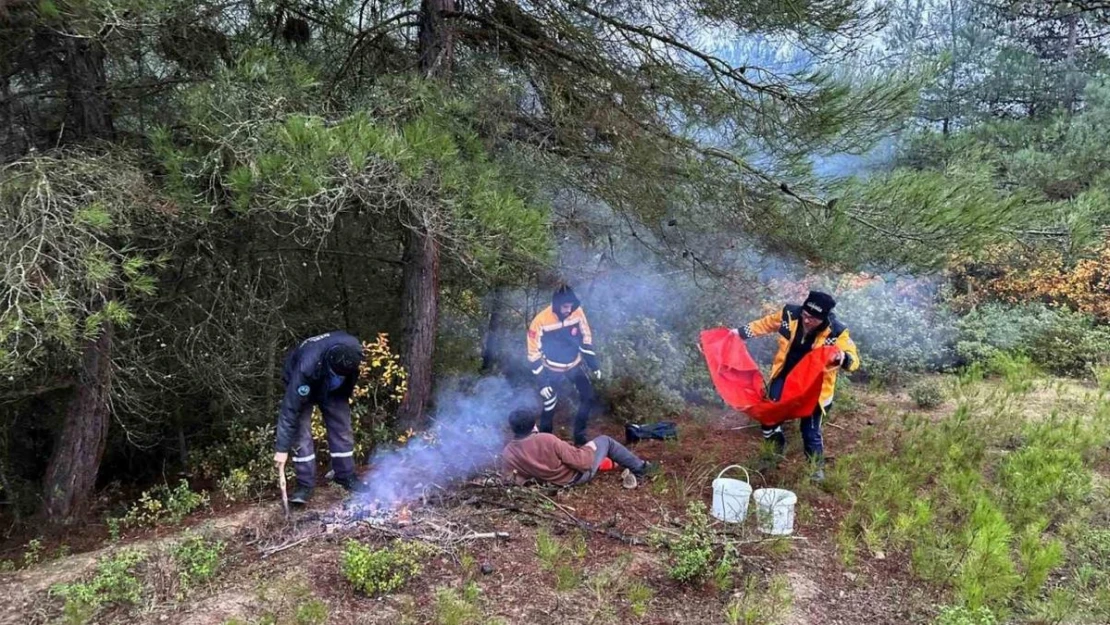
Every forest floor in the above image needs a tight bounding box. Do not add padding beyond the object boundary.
[0,376,1101,625]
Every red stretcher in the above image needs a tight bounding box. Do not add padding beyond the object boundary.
[699,327,835,426]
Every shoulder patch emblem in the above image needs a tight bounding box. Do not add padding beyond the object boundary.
[297,385,311,397]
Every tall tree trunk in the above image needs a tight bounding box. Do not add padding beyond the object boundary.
[396,224,440,427]
[418,0,455,79]
[395,0,455,427]
[480,287,506,373]
[42,325,113,523]
[41,35,115,522]
[61,36,114,143]
[1065,9,1080,113]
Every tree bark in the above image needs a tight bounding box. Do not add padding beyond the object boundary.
[61,36,114,143]
[395,0,454,427]
[418,0,456,78]
[396,224,441,427]
[42,325,113,523]
[480,287,506,373]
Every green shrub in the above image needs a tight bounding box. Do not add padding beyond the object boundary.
[341,540,429,596]
[954,303,1058,366]
[22,537,44,568]
[217,468,252,502]
[171,532,225,592]
[933,605,997,625]
[984,352,1037,394]
[534,528,585,591]
[955,498,1019,610]
[723,575,792,625]
[601,316,690,420]
[433,583,482,625]
[1017,524,1064,600]
[122,479,209,528]
[835,389,1107,617]
[1024,309,1110,378]
[625,581,653,618]
[665,501,717,584]
[954,303,1110,379]
[998,419,1093,528]
[909,380,945,409]
[835,283,955,381]
[52,548,147,622]
[294,598,329,625]
[191,422,277,501]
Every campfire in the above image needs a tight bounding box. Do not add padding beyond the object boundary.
[339,498,414,526]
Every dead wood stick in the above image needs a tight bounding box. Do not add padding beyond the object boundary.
[261,533,320,558]
[277,465,290,519]
[453,531,511,542]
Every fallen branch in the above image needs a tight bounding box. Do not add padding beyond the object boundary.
[260,533,321,558]
[456,531,511,542]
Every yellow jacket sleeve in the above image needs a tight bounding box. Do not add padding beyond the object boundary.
[836,328,861,372]
[738,310,782,339]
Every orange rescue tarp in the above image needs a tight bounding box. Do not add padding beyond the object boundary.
[699,327,835,426]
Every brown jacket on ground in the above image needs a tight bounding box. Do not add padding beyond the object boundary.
[501,433,594,486]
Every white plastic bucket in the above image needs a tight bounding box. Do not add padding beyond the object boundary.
[711,465,752,523]
[753,488,797,535]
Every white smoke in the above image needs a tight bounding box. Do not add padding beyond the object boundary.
[354,375,534,505]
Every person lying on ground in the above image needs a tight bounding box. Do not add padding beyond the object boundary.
[501,409,658,489]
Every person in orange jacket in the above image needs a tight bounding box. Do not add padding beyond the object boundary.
[732,291,860,480]
[527,284,599,446]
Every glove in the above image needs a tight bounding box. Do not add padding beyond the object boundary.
[594,370,602,381]
[531,363,544,376]
[540,386,555,400]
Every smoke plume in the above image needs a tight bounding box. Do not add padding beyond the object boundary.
[354,375,535,505]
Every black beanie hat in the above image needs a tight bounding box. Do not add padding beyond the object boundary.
[326,343,364,377]
[802,290,836,321]
[552,283,580,311]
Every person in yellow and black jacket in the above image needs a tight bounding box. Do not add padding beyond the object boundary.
[527,284,600,446]
[732,291,860,481]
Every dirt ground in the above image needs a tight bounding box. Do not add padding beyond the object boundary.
[0,388,949,625]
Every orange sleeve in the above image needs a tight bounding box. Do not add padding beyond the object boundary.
[527,313,544,370]
[578,309,594,347]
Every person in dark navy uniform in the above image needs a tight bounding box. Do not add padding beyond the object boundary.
[526,285,601,446]
[272,331,367,505]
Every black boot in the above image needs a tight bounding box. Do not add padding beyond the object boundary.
[289,486,314,505]
[334,474,372,494]
[633,461,660,478]
[807,454,826,483]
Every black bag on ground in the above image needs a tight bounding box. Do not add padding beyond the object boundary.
[625,421,678,444]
